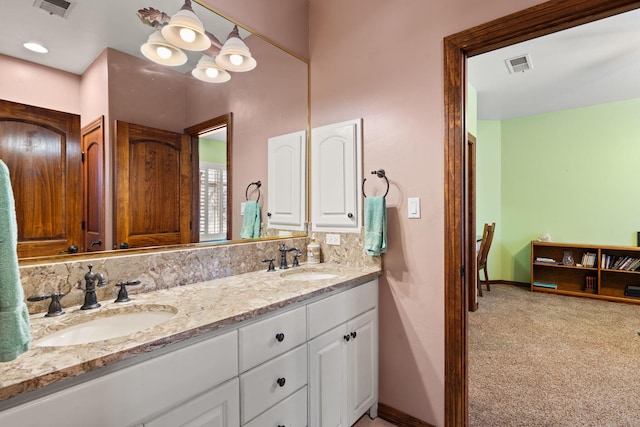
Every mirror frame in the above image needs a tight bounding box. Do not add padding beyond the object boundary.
[16,0,310,266]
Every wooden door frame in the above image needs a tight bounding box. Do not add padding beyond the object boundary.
[466,133,477,312]
[443,0,640,425]
[184,113,234,242]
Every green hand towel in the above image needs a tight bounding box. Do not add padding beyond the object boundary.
[0,160,31,362]
[364,196,387,256]
[240,200,261,239]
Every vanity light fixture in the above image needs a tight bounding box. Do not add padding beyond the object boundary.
[215,25,257,72]
[191,55,231,83]
[23,42,48,53]
[137,2,256,82]
[161,0,211,52]
[141,30,188,66]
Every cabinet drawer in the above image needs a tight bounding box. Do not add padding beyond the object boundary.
[243,386,307,427]
[239,306,307,372]
[307,279,377,339]
[240,345,308,424]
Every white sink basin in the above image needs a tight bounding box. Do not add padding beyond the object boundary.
[36,310,176,347]
[281,270,340,281]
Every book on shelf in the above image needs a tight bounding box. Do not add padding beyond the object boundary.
[533,281,557,289]
[583,275,597,293]
[580,252,597,268]
[535,257,558,264]
[624,285,640,298]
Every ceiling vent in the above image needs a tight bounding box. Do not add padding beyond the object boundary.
[33,0,75,19]
[505,54,533,74]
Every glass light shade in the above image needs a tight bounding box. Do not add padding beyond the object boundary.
[191,55,231,83]
[161,8,211,51]
[215,37,256,72]
[141,31,187,66]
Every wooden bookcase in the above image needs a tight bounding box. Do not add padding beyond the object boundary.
[531,241,640,304]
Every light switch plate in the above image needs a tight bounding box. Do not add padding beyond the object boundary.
[408,197,421,219]
[240,202,246,216]
[326,234,341,245]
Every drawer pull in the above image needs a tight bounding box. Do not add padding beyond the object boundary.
[277,377,286,387]
[343,334,350,342]
[275,332,285,342]
[351,331,357,339]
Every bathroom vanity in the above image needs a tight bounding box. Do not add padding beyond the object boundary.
[0,264,380,427]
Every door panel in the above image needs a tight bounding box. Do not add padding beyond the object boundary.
[115,121,192,248]
[82,117,105,252]
[309,323,348,427]
[0,99,82,257]
[347,309,377,424]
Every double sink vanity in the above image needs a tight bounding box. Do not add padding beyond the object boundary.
[0,262,381,427]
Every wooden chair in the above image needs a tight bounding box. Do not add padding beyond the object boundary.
[477,222,495,297]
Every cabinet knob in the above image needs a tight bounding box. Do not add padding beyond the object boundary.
[276,377,286,387]
[347,212,354,219]
[267,212,272,217]
[351,331,357,339]
[343,334,350,342]
[275,332,285,342]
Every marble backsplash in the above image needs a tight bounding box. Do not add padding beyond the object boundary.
[21,230,381,315]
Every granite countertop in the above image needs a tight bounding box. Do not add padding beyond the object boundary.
[0,263,381,405]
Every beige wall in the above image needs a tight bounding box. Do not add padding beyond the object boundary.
[0,54,80,113]
[201,0,309,60]
[308,0,545,425]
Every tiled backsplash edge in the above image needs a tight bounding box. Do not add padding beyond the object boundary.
[20,238,306,315]
[20,229,381,315]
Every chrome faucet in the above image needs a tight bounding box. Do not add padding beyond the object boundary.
[279,243,301,269]
[81,264,107,310]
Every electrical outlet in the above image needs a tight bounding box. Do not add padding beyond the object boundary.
[326,234,341,245]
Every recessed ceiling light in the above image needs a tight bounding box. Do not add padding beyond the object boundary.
[23,42,48,53]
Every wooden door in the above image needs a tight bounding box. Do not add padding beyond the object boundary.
[0,99,82,258]
[82,117,105,252]
[114,121,192,248]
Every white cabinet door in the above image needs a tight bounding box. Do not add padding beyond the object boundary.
[346,309,378,424]
[144,378,240,427]
[311,119,362,232]
[267,130,307,231]
[308,323,349,427]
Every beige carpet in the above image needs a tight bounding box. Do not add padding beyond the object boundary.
[469,284,640,426]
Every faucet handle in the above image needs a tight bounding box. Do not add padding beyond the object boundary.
[114,280,141,303]
[292,250,301,267]
[262,258,276,272]
[27,292,66,317]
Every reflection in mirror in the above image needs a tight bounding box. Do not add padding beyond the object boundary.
[0,0,309,262]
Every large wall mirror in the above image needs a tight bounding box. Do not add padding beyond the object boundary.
[0,0,309,262]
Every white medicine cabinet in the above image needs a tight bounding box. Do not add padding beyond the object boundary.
[267,130,307,231]
[311,119,363,232]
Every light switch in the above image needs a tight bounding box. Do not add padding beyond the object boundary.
[240,202,246,216]
[408,197,421,219]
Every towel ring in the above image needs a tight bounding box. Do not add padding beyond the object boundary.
[362,169,389,198]
[245,180,262,202]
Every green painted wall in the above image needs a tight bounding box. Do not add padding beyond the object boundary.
[483,98,640,283]
[199,138,226,164]
[467,83,477,137]
[476,120,502,282]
